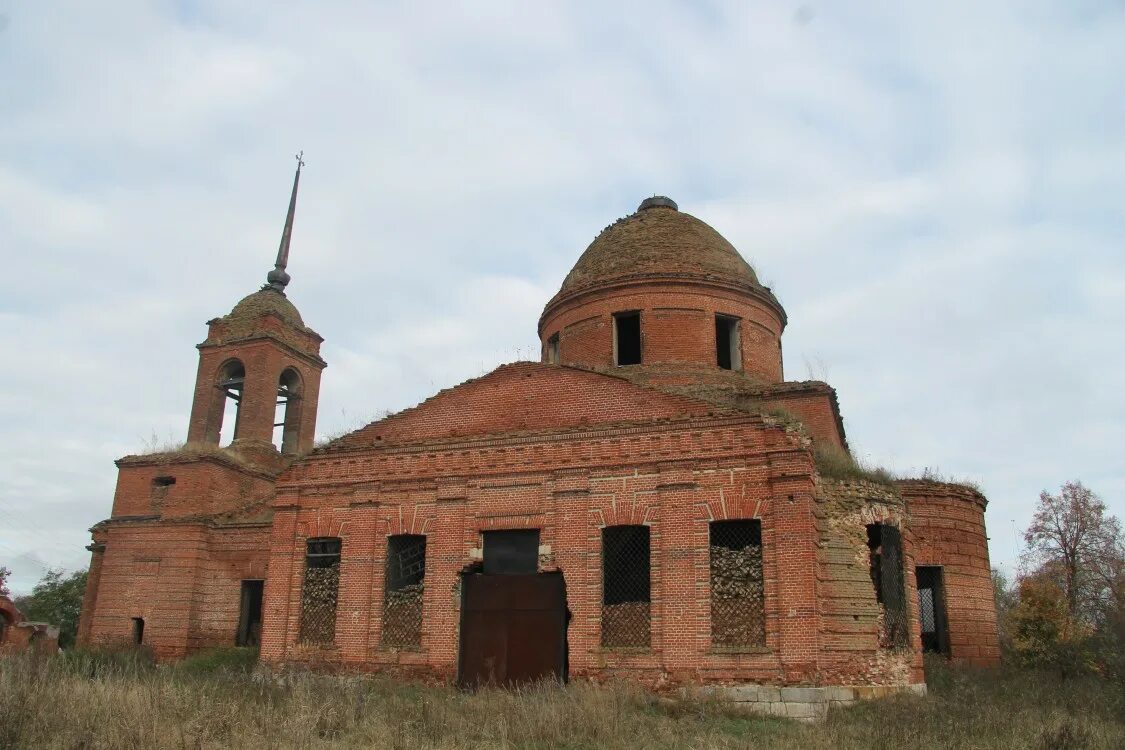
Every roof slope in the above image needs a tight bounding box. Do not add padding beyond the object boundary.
[319,362,729,451]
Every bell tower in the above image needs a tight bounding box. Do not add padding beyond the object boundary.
[186,154,326,456]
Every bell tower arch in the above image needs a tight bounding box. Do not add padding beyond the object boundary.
[186,154,326,455]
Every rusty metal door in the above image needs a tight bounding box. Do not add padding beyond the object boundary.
[457,572,567,688]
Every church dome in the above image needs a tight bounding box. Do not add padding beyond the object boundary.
[227,288,305,327]
[554,197,761,300]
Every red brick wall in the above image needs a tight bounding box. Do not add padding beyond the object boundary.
[763,388,845,449]
[899,480,1000,667]
[539,281,784,383]
[80,520,270,659]
[109,458,276,519]
[259,405,920,688]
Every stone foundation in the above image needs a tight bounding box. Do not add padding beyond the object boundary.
[685,683,928,722]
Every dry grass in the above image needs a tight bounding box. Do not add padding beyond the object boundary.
[1,650,1122,749]
[813,443,897,487]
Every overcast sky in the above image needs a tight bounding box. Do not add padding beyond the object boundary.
[1,1,1122,595]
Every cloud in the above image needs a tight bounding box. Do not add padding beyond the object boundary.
[0,0,1122,594]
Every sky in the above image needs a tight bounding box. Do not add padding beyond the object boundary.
[1,1,1122,595]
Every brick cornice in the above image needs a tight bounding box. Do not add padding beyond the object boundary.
[197,332,327,369]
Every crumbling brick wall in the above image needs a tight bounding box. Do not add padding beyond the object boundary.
[815,479,924,686]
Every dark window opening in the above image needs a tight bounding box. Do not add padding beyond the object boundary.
[0,613,11,644]
[273,368,302,454]
[613,311,641,366]
[868,523,909,648]
[299,537,341,644]
[715,315,741,371]
[216,360,245,445]
[131,617,145,645]
[546,333,560,364]
[151,476,175,509]
[601,525,651,648]
[236,580,264,647]
[383,535,426,648]
[916,566,950,656]
[710,520,765,647]
[482,529,540,575]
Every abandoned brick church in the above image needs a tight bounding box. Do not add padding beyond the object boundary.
[77,164,1000,711]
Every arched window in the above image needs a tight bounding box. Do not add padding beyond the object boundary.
[213,360,245,446]
[273,368,303,454]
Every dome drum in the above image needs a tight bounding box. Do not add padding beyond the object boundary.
[540,198,785,381]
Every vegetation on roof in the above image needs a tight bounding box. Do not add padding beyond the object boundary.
[813,443,896,487]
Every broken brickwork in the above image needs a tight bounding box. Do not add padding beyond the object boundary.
[79,194,998,704]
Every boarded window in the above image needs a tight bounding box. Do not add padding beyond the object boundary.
[601,525,651,648]
[482,529,540,575]
[299,538,341,644]
[382,535,426,648]
[613,311,641,366]
[710,520,765,648]
[868,524,909,648]
[715,315,741,370]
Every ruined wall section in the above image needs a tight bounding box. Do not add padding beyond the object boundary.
[815,479,924,686]
[900,479,1000,667]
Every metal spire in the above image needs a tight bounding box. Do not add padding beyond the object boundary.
[266,151,304,293]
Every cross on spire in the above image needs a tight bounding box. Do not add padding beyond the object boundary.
[266,151,304,294]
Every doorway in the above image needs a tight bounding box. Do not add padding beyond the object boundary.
[457,530,568,688]
[236,580,264,647]
[915,566,950,655]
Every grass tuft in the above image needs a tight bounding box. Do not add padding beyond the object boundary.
[813,443,896,487]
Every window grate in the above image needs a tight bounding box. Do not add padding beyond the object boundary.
[868,524,910,648]
[299,538,340,644]
[601,525,651,648]
[710,520,765,648]
[382,535,426,648]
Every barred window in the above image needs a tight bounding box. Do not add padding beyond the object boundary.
[382,534,426,648]
[601,525,651,648]
[299,537,341,645]
[710,520,765,648]
[868,523,909,648]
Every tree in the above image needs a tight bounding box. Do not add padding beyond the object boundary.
[0,566,11,599]
[1008,571,1092,675]
[991,567,1019,654]
[13,568,88,648]
[1022,481,1123,625]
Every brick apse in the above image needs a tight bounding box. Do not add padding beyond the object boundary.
[78,181,999,715]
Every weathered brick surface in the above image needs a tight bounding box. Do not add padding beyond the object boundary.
[900,480,1000,666]
[79,197,999,695]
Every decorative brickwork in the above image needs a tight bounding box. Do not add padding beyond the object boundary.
[79,194,1000,709]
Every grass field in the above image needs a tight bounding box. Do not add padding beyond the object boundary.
[1,649,1122,749]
